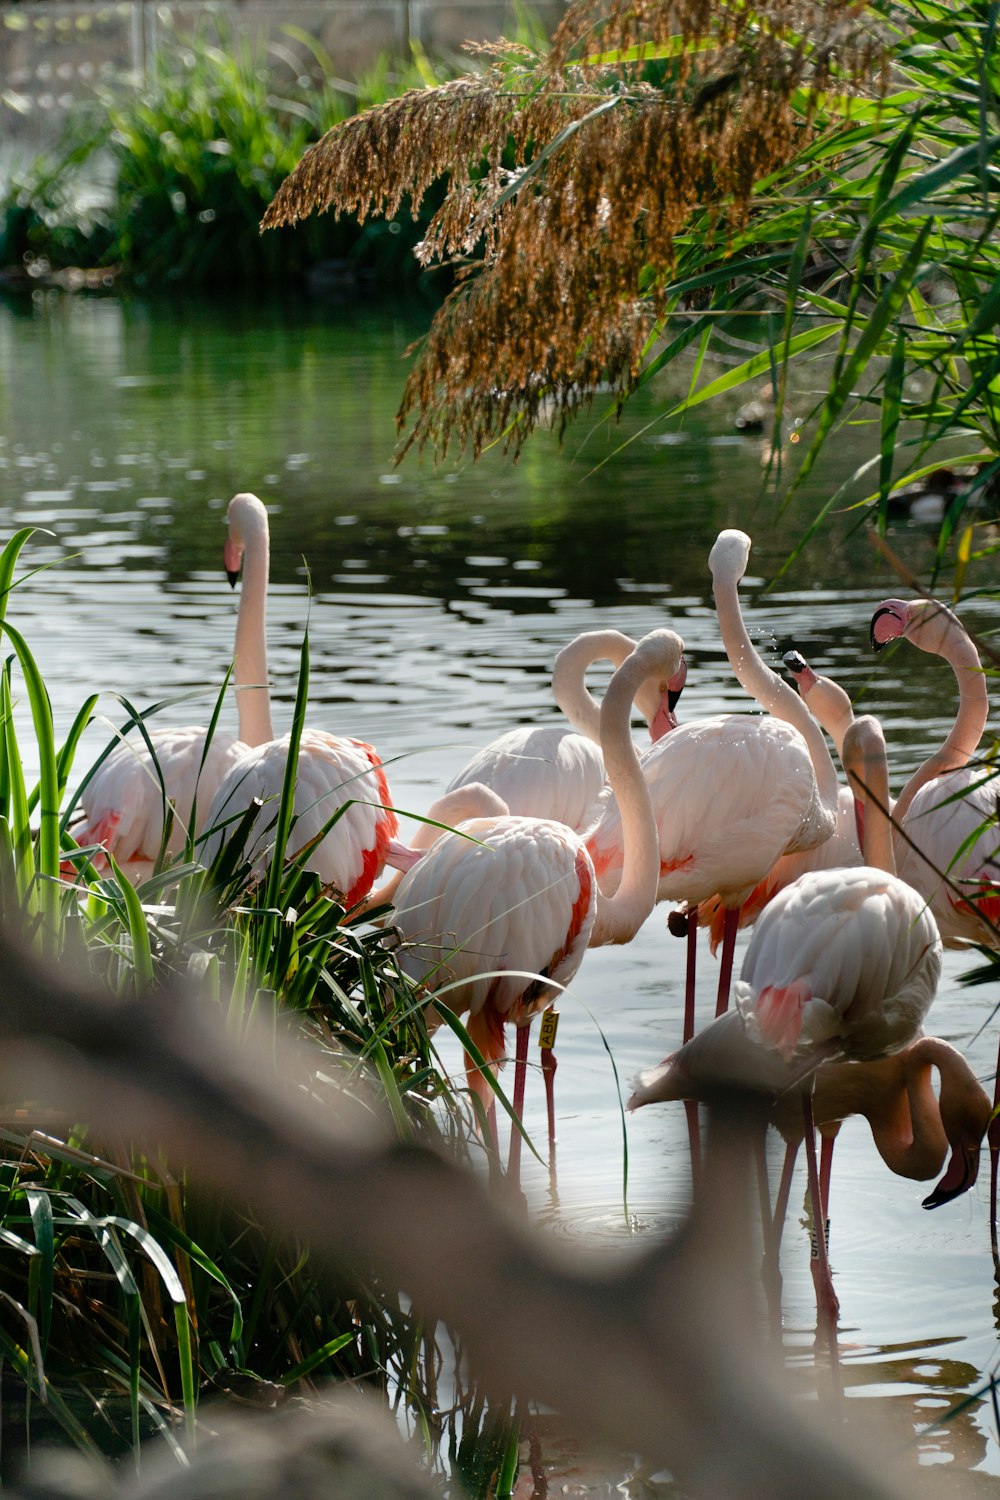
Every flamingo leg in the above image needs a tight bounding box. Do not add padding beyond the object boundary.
[685,1099,702,1192]
[818,1130,836,1258]
[506,1023,531,1188]
[715,906,740,1018]
[802,1094,842,1398]
[754,1129,782,1335]
[538,1006,559,1167]
[763,1137,797,1336]
[990,1026,1000,1267]
[684,905,699,1043]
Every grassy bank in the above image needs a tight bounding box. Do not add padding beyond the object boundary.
[0,528,519,1486]
[0,21,456,294]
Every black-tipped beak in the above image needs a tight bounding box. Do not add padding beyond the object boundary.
[226,569,240,588]
[668,686,683,712]
[922,1145,980,1209]
[870,605,900,653]
[783,649,808,675]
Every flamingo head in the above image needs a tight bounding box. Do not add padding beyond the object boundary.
[784,650,855,748]
[225,492,268,588]
[871,596,964,656]
[708,529,752,586]
[783,649,818,692]
[869,598,910,651]
[648,655,688,740]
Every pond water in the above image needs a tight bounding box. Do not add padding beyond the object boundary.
[1,288,999,1493]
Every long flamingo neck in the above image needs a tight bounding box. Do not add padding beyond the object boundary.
[894,616,987,822]
[842,715,894,873]
[712,564,840,823]
[552,630,635,744]
[591,636,678,945]
[233,509,273,746]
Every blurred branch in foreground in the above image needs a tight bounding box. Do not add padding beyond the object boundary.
[0,930,919,1500]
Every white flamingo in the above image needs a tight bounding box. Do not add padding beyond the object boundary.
[63,491,280,880]
[200,494,413,907]
[446,629,686,835]
[586,530,842,1041]
[388,629,682,1186]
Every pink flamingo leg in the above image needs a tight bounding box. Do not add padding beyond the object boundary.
[764,1138,798,1335]
[990,1028,1000,1266]
[754,1130,781,1334]
[802,1094,842,1397]
[685,1099,702,1191]
[541,1046,557,1156]
[715,906,740,1017]
[683,905,698,1043]
[818,1131,836,1257]
[539,1006,559,1165]
[506,1023,530,1187]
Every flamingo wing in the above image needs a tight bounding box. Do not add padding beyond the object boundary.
[895,767,1000,946]
[447,725,608,835]
[392,814,597,1026]
[75,725,245,865]
[735,866,941,1064]
[202,728,398,904]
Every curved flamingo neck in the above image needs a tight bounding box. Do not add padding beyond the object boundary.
[841,715,894,873]
[709,534,840,826]
[590,631,682,946]
[894,602,988,822]
[799,672,855,760]
[552,630,648,743]
[230,493,273,747]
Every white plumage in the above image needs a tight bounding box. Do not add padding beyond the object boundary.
[734,864,942,1065]
[446,629,684,836]
[894,767,1000,946]
[72,724,246,874]
[201,728,398,907]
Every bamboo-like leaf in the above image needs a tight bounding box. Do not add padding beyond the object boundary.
[26,1188,54,1355]
[0,618,61,931]
[106,852,154,993]
[877,327,907,532]
[666,323,841,417]
[278,1332,355,1385]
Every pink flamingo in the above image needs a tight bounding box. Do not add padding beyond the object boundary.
[870,596,996,944]
[388,629,683,1185]
[870,595,1000,1245]
[630,713,941,1370]
[446,629,686,835]
[63,491,282,881]
[586,530,842,1043]
[199,494,409,907]
[697,650,864,953]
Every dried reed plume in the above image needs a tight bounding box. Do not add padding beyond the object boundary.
[262,1,885,460]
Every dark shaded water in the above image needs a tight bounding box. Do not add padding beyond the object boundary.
[2,289,999,1491]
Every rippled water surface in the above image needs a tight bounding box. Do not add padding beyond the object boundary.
[2,290,999,1489]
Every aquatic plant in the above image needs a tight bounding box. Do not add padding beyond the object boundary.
[0,531,501,1471]
[264,0,1000,581]
[0,20,454,292]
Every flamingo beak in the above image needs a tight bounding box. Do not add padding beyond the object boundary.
[782,649,818,694]
[224,537,243,589]
[922,1142,981,1208]
[870,601,908,652]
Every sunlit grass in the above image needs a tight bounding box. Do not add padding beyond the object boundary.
[0,531,518,1477]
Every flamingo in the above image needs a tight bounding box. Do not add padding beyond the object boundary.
[586,530,842,1043]
[696,650,864,954]
[629,713,942,1363]
[870,596,997,946]
[200,494,411,908]
[446,629,686,835]
[388,628,682,1185]
[62,491,281,881]
[870,595,1000,1249]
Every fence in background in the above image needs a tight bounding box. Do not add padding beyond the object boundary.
[0,0,561,180]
